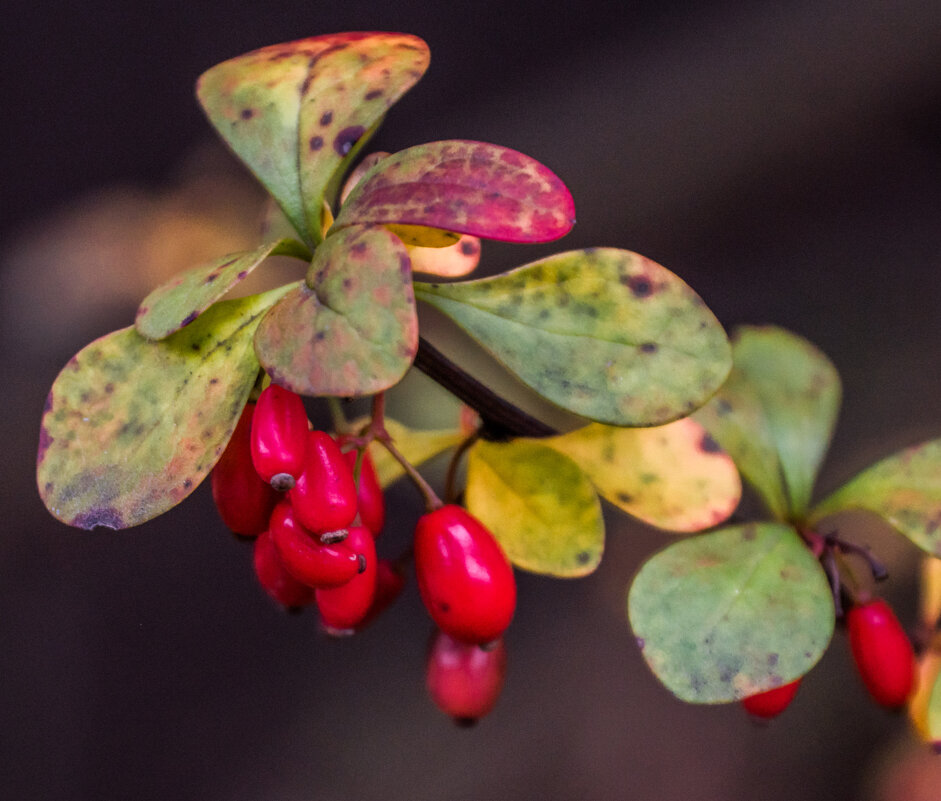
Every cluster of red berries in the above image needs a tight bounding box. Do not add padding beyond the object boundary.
[210,384,515,724]
[741,598,916,719]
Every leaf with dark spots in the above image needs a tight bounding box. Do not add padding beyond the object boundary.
[135,239,309,340]
[37,285,295,530]
[810,438,941,555]
[333,140,575,243]
[197,33,429,246]
[415,248,731,426]
[254,226,417,396]
[627,523,834,703]
[543,418,740,532]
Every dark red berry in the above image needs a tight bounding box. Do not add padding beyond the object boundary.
[316,525,378,635]
[289,431,358,536]
[353,558,407,631]
[426,630,507,725]
[250,384,309,490]
[344,448,385,537]
[269,501,362,588]
[252,529,314,609]
[847,598,916,708]
[414,505,516,645]
[741,679,802,718]
[211,403,278,536]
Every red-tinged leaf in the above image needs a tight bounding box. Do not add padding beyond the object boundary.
[333,140,575,243]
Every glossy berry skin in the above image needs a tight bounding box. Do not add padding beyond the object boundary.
[426,630,507,725]
[269,501,363,588]
[252,529,314,609]
[414,505,516,645]
[344,448,385,536]
[741,679,802,718]
[316,525,378,635]
[211,403,278,536]
[250,384,309,490]
[847,598,916,708]
[290,431,358,536]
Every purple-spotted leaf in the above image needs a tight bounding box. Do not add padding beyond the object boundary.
[135,238,310,340]
[809,438,941,556]
[197,33,429,245]
[628,523,834,703]
[37,284,295,530]
[254,225,417,396]
[333,140,575,243]
[414,248,731,426]
[465,439,603,577]
[695,326,841,520]
[544,418,741,532]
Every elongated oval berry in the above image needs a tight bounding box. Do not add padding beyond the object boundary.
[741,679,802,719]
[253,529,314,609]
[316,525,378,635]
[414,505,516,645]
[290,431,358,536]
[847,598,916,708]
[426,630,507,725]
[211,403,279,536]
[269,501,363,588]
[251,384,309,490]
[344,448,385,536]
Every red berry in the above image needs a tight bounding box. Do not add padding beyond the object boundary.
[250,384,309,490]
[426,630,507,725]
[211,403,278,536]
[252,529,314,609]
[414,505,516,645]
[289,431,358,536]
[847,598,916,708]
[344,448,385,536]
[741,679,802,718]
[316,525,378,635]
[269,501,363,588]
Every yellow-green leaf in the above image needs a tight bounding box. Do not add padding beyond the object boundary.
[366,417,462,487]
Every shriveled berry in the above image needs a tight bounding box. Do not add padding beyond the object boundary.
[847,598,916,708]
[741,679,802,718]
[426,630,507,725]
[211,402,278,536]
[414,505,516,645]
[252,529,314,609]
[269,501,363,588]
[290,431,358,537]
[344,448,385,536]
[316,525,378,635]
[250,384,309,490]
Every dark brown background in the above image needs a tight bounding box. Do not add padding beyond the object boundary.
[3,1,941,799]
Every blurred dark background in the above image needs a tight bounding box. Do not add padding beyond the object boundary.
[3,1,941,799]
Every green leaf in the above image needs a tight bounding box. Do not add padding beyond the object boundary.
[135,238,310,340]
[810,438,941,556]
[366,417,463,488]
[465,439,604,577]
[197,33,429,245]
[414,248,731,426]
[543,418,741,532]
[37,285,295,529]
[694,325,841,520]
[254,225,417,397]
[333,140,575,243]
[628,523,834,703]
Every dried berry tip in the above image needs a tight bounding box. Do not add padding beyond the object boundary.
[453,717,478,728]
[270,472,296,491]
[320,529,348,544]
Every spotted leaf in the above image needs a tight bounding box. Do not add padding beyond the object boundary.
[809,438,941,556]
[695,325,841,520]
[197,33,429,245]
[135,238,310,340]
[254,225,417,396]
[543,418,740,532]
[37,285,295,530]
[333,140,575,243]
[414,248,731,426]
[628,523,834,703]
